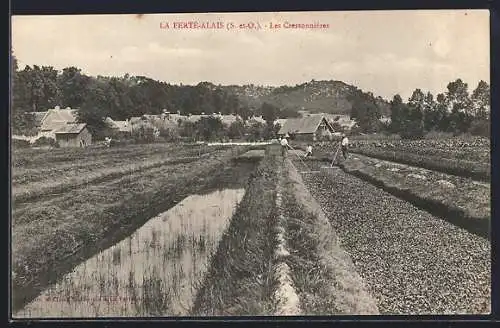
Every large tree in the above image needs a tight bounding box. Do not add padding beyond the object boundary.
[77,79,111,139]
[471,80,490,120]
[58,67,90,108]
[227,119,246,140]
[195,116,224,141]
[349,88,382,133]
[405,89,425,137]
[445,79,472,113]
[389,94,406,133]
[445,79,473,133]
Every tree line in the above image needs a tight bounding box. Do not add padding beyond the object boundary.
[10,55,288,138]
[348,78,490,138]
[389,79,490,138]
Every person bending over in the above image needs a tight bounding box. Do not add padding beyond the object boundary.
[305,144,313,157]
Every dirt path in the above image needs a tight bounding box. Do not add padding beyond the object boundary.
[298,165,490,314]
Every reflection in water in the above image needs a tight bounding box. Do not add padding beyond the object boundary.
[15,188,245,318]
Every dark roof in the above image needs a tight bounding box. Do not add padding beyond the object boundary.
[278,115,334,135]
[54,123,87,134]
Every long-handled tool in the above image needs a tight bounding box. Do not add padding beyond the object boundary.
[329,142,342,167]
[286,143,320,174]
[319,142,342,176]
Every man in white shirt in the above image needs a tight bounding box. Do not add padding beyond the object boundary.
[280,136,289,157]
[341,134,349,159]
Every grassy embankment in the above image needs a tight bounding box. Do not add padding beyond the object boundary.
[12,145,247,312]
[191,148,279,315]
[280,159,379,315]
[350,147,490,182]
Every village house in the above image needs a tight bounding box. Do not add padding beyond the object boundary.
[104,117,132,137]
[54,123,92,148]
[39,106,79,139]
[129,114,179,133]
[277,114,335,141]
[113,120,132,136]
[129,112,245,135]
[14,106,94,147]
[246,115,266,126]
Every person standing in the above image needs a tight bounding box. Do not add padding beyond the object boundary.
[280,135,289,157]
[341,133,349,159]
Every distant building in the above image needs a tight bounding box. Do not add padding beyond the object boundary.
[277,114,335,141]
[104,117,132,137]
[15,106,93,147]
[54,123,92,148]
[39,107,79,139]
[246,115,266,126]
[113,120,132,135]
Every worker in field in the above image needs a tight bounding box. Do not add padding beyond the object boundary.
[280,135,289,158]
[104,137,112,148]
[304,145,312,157]
[341,133,349,159]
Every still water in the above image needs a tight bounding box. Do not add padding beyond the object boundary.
[15,188,245,318]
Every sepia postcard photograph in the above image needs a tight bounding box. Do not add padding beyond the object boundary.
[10,10,491,318]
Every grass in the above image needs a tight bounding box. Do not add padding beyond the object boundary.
[190,154,279,316]
[11,146,251,312]
[12,143,193,168]
[281,160,379,315]
[13,154,211,204]
[12,144,226,203]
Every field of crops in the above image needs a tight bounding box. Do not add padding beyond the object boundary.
[12,140,491,316]
[295,161,490,314]
[309,137,490,181]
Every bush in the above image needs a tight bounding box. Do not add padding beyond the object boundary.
[131,125,156,143]
[424,131,455,140]
[32,136,59,148]
[158,127,180,142]
[400,125,425,140]
[12,139,31,149]
[468,119,490,137]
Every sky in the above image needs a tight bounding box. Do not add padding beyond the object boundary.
[11,10,489,100]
